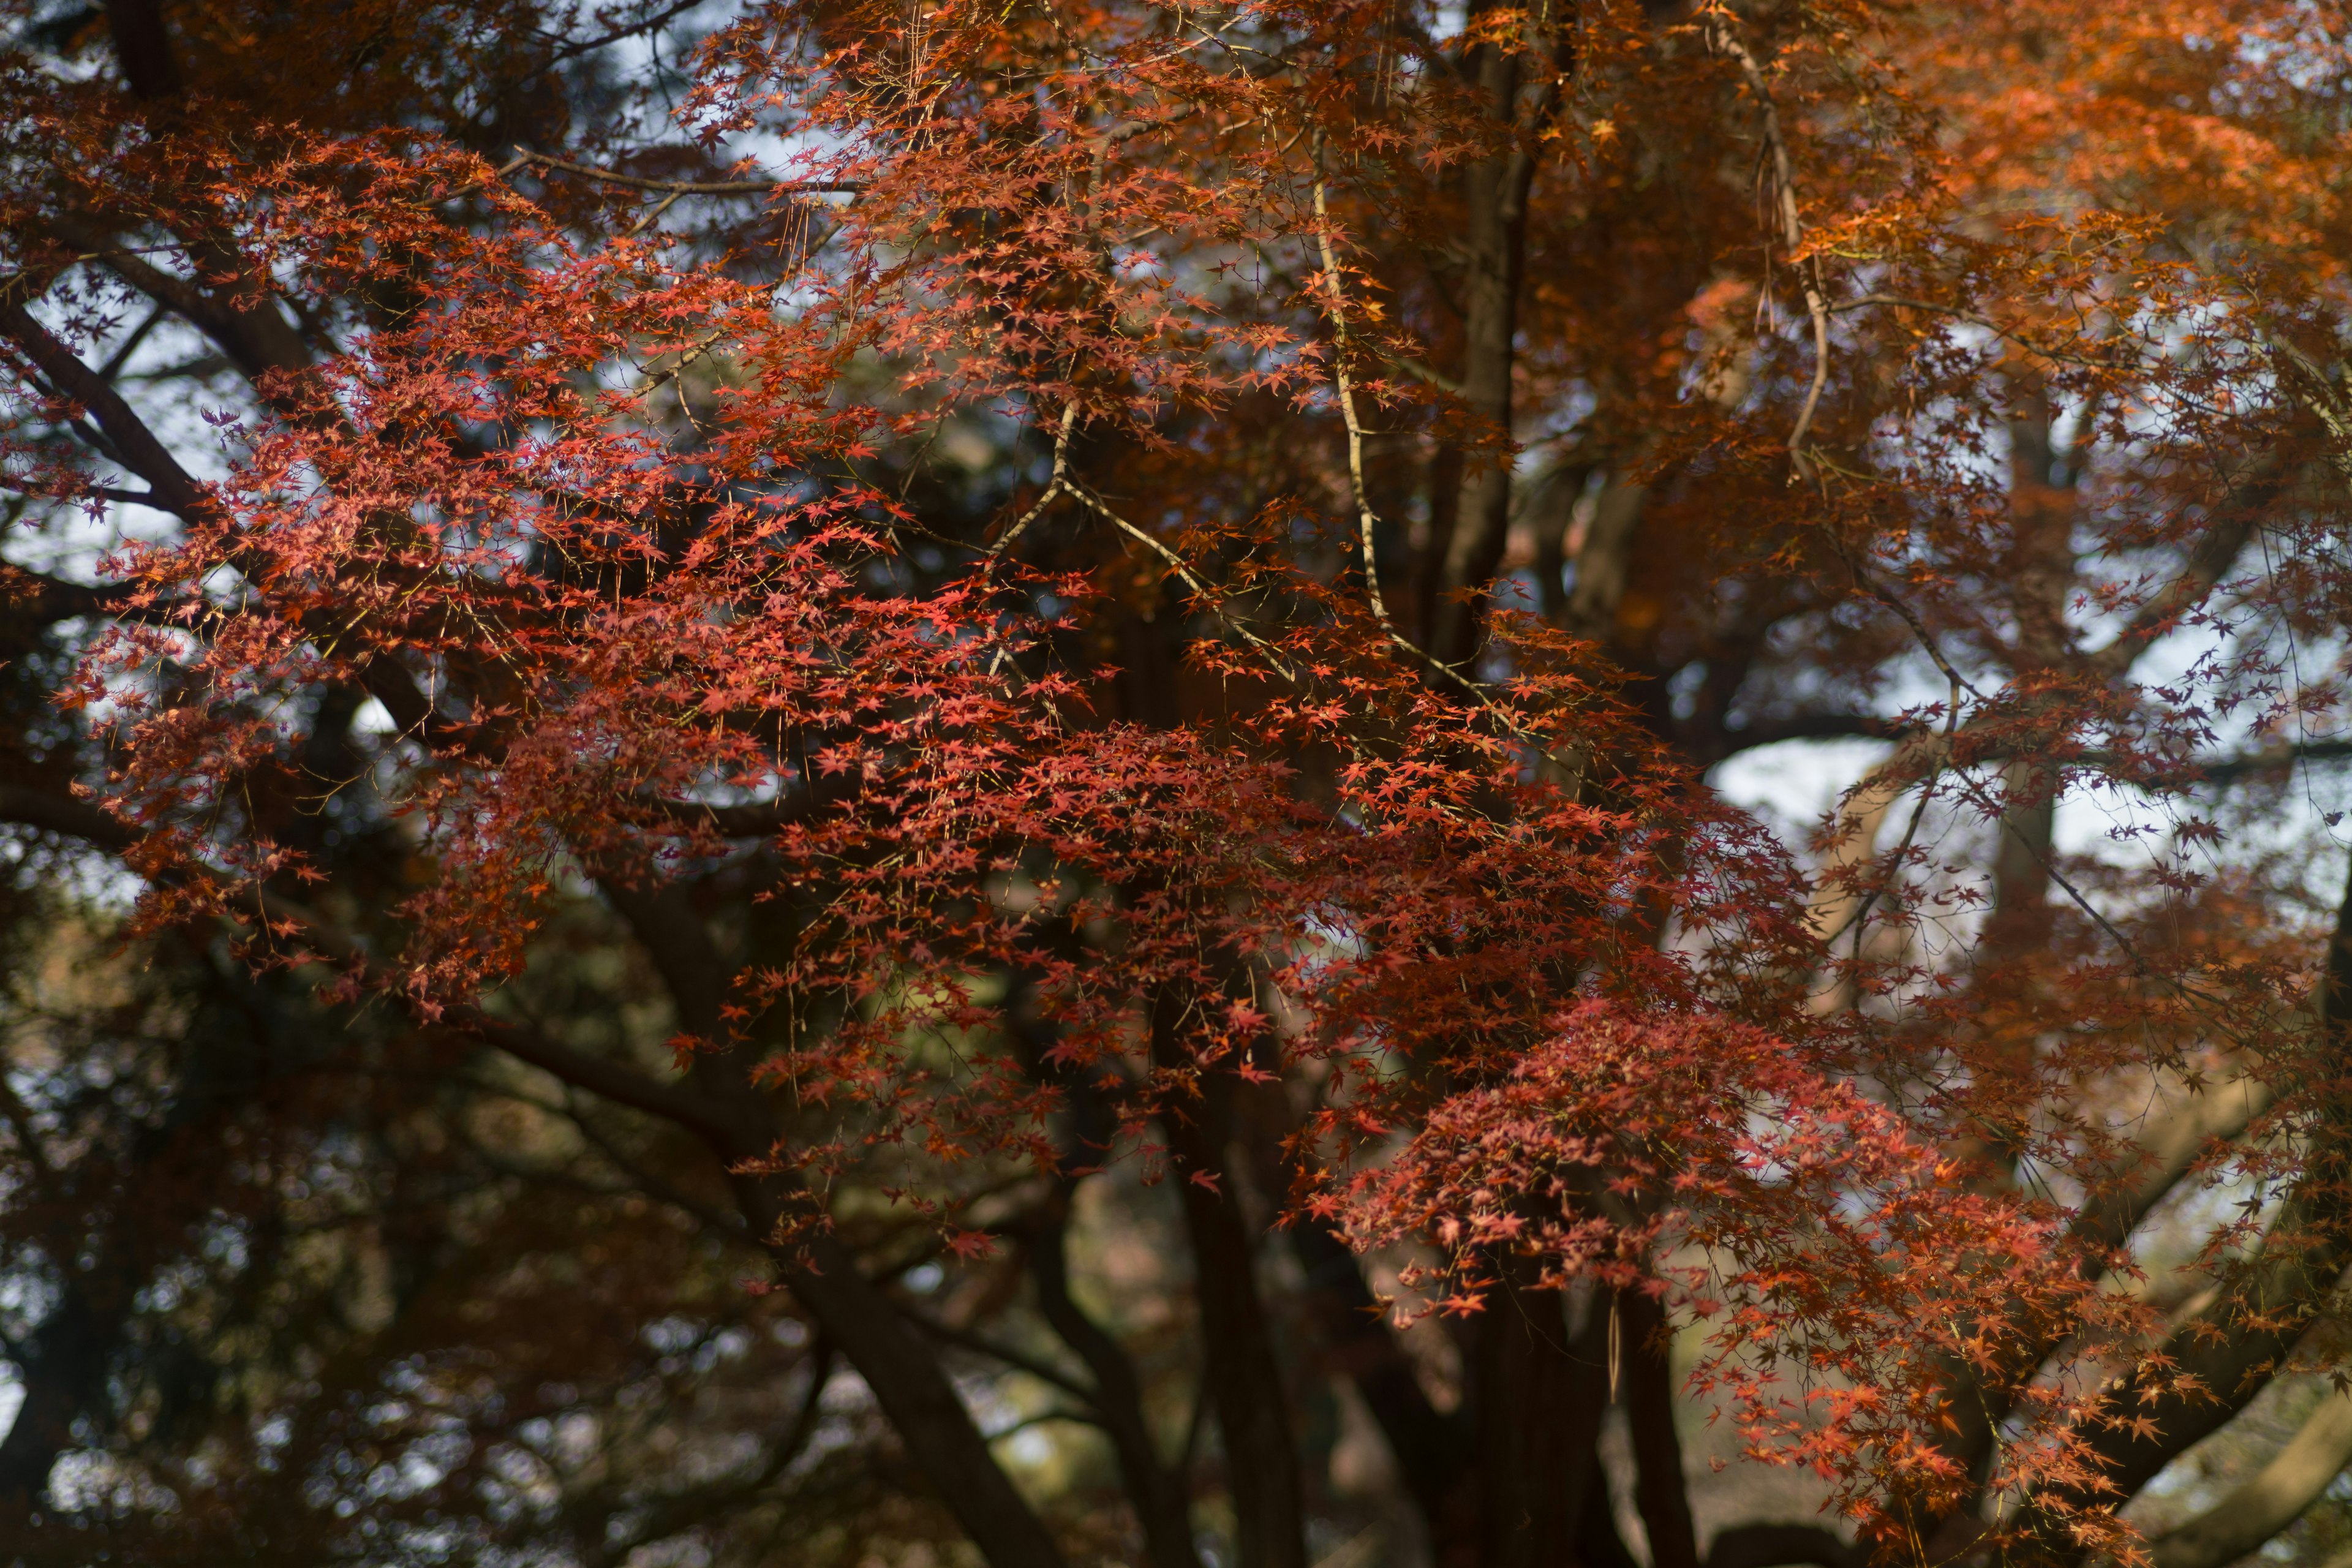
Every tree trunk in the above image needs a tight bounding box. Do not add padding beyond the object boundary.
[1155,992,1310,1568]
[1432,25,1559,665]
[1473,1272,1617,1568]
[1621,1287,1700,1568]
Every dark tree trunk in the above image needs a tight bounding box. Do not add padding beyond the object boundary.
[1155,992,1310,1568]
[1472,1272,1618,1568]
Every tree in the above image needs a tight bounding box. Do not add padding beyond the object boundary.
[0,1,2350,1565]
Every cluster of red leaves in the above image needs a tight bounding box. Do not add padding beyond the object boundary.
[1333,999,2141,1542]
[15,0,2352,1554]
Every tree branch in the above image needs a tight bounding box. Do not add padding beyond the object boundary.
[0,301,210,516]
[2149,1389,2352,1568]
[0,780,1072,1568]
[511,146,862,196]
[902,1307,1101,1405]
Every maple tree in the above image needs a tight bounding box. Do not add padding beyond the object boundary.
[0,0,2350,1565]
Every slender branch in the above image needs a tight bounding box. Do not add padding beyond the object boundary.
[1716,712,1901,753]
[1065,481,1300,684]
[989,402,1079,566]
[903,1308,1101,1404]
[638,789,820,835]
[1831,544,2269,1042]
[558,1090,747,1236]
[434,151,535,206]
[2264,336,2352,489]
[2068,1068,2275,1267]
[777,1335,839,1471]
[1820,674,1959,953]
[1068,485,1600,802]
[2193,737,2352,783]
[2087,481,2267,680]
[1301,173,1599,734]
[47,216,318,383]
[1309,157,1398,638]
[1705,8,1832,484]
[511,146,864,196]
[541,0,708,63]
[0,783,136,849]
[0,780,753,1149]
[637,325,734,394]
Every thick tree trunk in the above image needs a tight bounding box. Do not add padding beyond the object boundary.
[1431,39,1542,667]
[1012,978,1202,1568]
[1472,1272,1617,1568]
[1155,991,1310,1568]
[1033,1188,1204,1568]
[1621,1287,1701,1568]
[0,1272,129,1509]
[102,0,183,99]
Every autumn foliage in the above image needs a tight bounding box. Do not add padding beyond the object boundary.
[1,1,2351,1566]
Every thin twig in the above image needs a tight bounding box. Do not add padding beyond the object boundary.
[1308,151,1534,720]
[1842,549,2258,1038]
[1818,673,1961,954]
[433,151,536,207]
[511,146,864,195]
[1706,10,1831,484]
[624,189,688,238]
[540,0,706,64]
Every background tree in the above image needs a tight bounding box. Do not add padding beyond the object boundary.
[0,2,2349,1567]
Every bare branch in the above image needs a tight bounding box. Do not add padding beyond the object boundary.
[0,301,210,516]
[1310,156,1398,639]
[988,402,1079,566]
[1705,8,1832,483]
[903,1308,1101,1404]
[2150,1389,2352,1568]
[511,146,864,197]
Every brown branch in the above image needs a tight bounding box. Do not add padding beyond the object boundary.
[1310,156,1398,640]
[0,781,1072,1568]
[2087,472,2272,680]
[1705,7,1831,484]
[542,0,707,63]
[512,146,863,196]
[0,301,210,516]
[1428,21,1571,663]
[2149,1389,2352,1568]
[46,217,318,385]
[0,783,136,849]
[902,1308,1100,1404]
[2192,737,2352,784]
